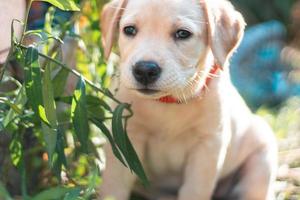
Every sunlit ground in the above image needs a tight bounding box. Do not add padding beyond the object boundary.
[257,97,300,199]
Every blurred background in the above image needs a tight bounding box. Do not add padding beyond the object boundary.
[0,0,300,199]
[230,1,300,199]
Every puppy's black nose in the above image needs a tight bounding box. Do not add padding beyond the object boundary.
[133,61,161,85]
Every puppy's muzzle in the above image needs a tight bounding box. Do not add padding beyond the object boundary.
[133,61,162,86]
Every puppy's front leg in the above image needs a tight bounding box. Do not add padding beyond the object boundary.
[99,133,146,200]
[178,136,227,200]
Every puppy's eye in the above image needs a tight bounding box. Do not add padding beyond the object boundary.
[175,29,192,40]
[123,26,138,37]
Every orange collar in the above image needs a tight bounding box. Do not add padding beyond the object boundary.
[158,64,220,104]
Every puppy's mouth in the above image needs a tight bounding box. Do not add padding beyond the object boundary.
[129,88,167,99]
[137,88,160,95]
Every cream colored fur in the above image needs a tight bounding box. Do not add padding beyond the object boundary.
[99,0,278,199]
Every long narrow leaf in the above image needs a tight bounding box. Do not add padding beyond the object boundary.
[112,104,149,185]
[124,130,149,186]
[71,77,89,153]
[24,47,44,121]
[3,86,27,128]
[42,64,59,162]
[52,127,67,179]
[0,182,13,200]
[112,104,128,153]
[90,118,126,167]
[86,95,112,112]
[53,67,69,98]
[31,186,78,200]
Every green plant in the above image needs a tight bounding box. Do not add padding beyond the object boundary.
[0,0,148,199]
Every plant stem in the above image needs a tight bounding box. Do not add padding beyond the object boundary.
[17,43,133,118]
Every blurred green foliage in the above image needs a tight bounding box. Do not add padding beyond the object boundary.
[0,0,147,199]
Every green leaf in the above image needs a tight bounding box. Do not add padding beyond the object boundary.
[2,84,27,128]
[0,182,13,200]
[52,127,67,177]
[86,95,106,121]
[53,67,69,98]
[112,104,149,186]
[63,188,82,200]
[9,132,28,198]
[71,77,89,153]
[39,105,51,126]
[42,64,59,163]
[31,187,78,200]
[44,47,69,98]
[112,104,128,153]
[9,138,23,167]
[24,47,44,121]
[35,0,80,11]
[44,6,55,35]
[90,118,127,167]
[87,95,112,112]
[83,169,101,199]
[124,130,149,186]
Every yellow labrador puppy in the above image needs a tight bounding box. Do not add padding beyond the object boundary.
[99,0,277,199]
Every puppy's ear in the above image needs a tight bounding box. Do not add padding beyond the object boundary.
[100,0,128,59]
[202,0,245,68]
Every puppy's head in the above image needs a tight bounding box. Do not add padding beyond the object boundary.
[101,0,245,101]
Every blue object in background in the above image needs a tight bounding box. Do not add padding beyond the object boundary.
[230,21,299,110]
[28,2,73,30]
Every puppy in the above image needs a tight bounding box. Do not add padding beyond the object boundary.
[99,0,278,199]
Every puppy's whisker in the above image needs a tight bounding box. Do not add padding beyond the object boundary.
[197,70,219,79]
[207,72,219,78]
[177,77,189,103]
[186,84,196,98]
[171,87,181,102]
[203,83,210,92]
